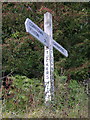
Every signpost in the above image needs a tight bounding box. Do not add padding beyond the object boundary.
[25,18,48,47]
[44,12,54,104]
[25,12,68,104]
[53,40,68,57]
[25,18,68,57]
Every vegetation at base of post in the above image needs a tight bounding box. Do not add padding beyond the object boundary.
[2,2,89,118]
[2,74,88,118]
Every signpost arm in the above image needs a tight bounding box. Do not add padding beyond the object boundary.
[25,13,68,105]
[44,12,54,105]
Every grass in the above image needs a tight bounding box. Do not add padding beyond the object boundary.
[1,75,89,118]
[2,101,88,118]
[2,92,88,118]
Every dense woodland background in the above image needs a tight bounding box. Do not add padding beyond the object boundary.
[2,2,90,118]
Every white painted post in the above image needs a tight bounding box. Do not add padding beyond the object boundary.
[44,12,54,104]
[25,12,68,105]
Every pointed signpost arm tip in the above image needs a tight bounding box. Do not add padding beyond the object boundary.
[25,18,29,33]
[66,52,68,57]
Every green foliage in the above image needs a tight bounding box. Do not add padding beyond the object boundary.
[55,39,90,81]
[54,73,88,112]
[2,73,88,118]
[11,31,20,39]
[2,74,88,118]
[2,3,89,118]
[2,75,44,114]
[68,80,80,107]
[2,35,44,78]
[2,3,90,82]
[64,39,90,81]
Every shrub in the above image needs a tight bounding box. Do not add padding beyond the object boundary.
[2,75,44,114]
[54,72,88,110]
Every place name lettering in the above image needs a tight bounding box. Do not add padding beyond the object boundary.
[53,42,64,53]
[46,66,49,70]
[29,21,43,36]
[46,71,49,74]
[44,39,46,43]
[46,63,49,66]
[46,75,49,79]
[29,27,39,38]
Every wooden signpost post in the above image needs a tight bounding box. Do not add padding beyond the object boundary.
[44,12,54,103]
[25,12,68,105]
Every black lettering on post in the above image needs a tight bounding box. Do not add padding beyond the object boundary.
[46,63,49,66]
[46,71,49,74]
[46,77,49,79]
[46,67,48,70]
